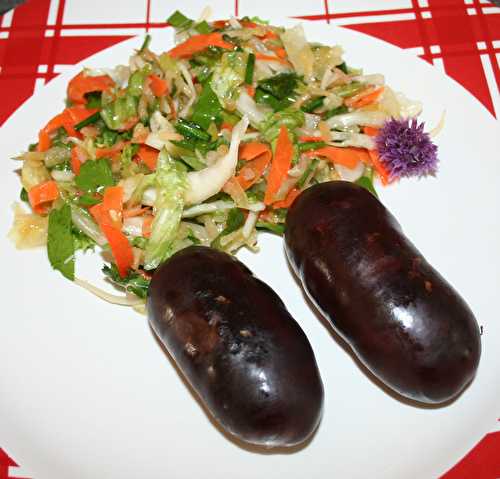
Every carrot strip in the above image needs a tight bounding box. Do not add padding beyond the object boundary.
[142,215,153,238]
[136,145,159,171]
[254,52,290,65]
[28,180,59,215]
[168,33,233,58]
[122,207,151,218]
[71,146,82,175]
[100,224,134,278]
[264,126,293,205]
[368,149,390,186]
[95,141,127,159]
[148,74,169,97]
[245,85,256,97]
[37,107,98,152]
[221,122,234,131]
[299,135,323,143]
[267,44,287,59]
[346,87,384,109]
[272,188,300,209]
[67,71,114,105]
[235,142,272,191]
[305,146,370,169]
[363,126,380,137]
[259,30,279,40]
[90,186,123,229]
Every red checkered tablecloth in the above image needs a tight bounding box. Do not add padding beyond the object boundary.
[0,0,499,478]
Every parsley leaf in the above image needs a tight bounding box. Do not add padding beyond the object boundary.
[75,158,114,192]
[47,204,75,280]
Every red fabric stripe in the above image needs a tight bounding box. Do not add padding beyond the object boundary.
[428,0,495,115]
[145,0,151,33]
[0,0,51,124]
[45,0,65,81]
[324,0,330,24]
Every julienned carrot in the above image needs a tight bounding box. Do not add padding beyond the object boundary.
[267,44,287,59]
[142,215,153,238]
[148,74,169,97]
[368,149,390,186]
[67,71,114,105]
[37,106,99,152]
[346,87,384,109]
[71,146,82,175]
[272,188,300,209]
[136,145,159,171]
[299,135,323,143]
[28,180,59,215]
[235,142,272,190]
[264,126,293,205]
[168,33,233,58]
[95,141,127,159]
[260,30,279,40]
[363,126,380,137]
[254,52,290,65]
[89,186,123,229]
[245,85,256,97]
[305,146,370,169]
[122,207,151,218]
[100,224,133,278]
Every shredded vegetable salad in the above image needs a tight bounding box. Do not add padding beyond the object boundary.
[9,10,439,307]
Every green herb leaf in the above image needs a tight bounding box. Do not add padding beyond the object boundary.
[72,227,96,252]
[356,176,378,197]
[191,82,223,130]
[337,62,348,74]
[77,194,102,207]
[20,187,29,202]
[103,264,150,299]
[47,204,75,280]
[258,73,299,101]
[75,158,114,192]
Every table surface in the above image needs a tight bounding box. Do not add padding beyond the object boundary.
[0,0,499,478]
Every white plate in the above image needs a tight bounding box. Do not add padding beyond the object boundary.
[1,20,499,479]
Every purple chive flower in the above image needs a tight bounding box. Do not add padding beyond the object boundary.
[375,118,438,180]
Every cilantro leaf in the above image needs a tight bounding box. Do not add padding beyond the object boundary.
[47,204,75,280]
[75,158,114,192]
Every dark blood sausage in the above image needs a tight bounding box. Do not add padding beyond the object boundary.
[147,246,323,447]
[285,181,481,404]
